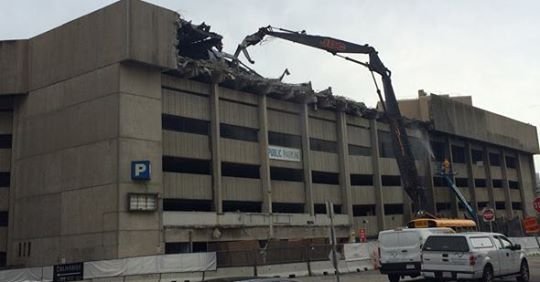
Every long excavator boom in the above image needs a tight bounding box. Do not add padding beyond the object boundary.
[234,26,431,214]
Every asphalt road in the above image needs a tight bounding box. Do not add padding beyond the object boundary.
[296,255,540,282]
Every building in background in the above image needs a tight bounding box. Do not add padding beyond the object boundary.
[0,0,538,268]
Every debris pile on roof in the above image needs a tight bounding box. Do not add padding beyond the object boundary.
[173,17,376,118]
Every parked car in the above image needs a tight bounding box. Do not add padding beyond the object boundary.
[378,227,454,282]
[421,232,529,282]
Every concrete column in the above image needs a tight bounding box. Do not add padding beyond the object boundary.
[369,119,385,229]
[500,150,514,218]
[210,83,222,213]
[300,104,313,215]
[336,111,353,222]
[258,95,272,214]
[483,147,496,210]
[464,142,478,213]
[516,153,528,217]
[446,138,459,217]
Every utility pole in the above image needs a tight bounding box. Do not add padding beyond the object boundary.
[327,201,340,282]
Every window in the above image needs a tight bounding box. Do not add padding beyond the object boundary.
[436,202,451,211]
[223,201,262,213]
[272,202,304,214]
[492,179,503,188]
[163,156,211,174]
[409,137,426,160]
[220,123,258,142]
[455,178,469,188]
[0,172,10,187]
[348,144,371,156]
[163,199,213,211]
[270,167,304,182]
[423,236,469,252]
[489,153,501,166]
[495,236,512,249]
[381,175,401,186]
[474,179,487,188]
[312,171,339,185]
[165,242,208,254]
[431,141,446,162]
[477,202,489,209]
[451,145,466,163]
[505,156,517,169]
[222,162,260,179]
[353,205,376,216]
[162,114,209,135]
[310,138,337,153]
[384,204,403,215]
[0,211,7,226]
[0,252,5,267]
[378,131,394,158]
[268,131,302,148]
[512,202,522,210]
[128,193,158,211]
[0,134,12,148]
[470,237,493,248]
[509,181,520,190]
[471,149,483,163]
[314,204,342,214]
[495,201,506,210]
[350,174,373,186]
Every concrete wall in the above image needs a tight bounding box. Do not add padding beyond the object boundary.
[0,40,28,95]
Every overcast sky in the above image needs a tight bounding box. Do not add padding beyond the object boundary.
[1,0,539,173]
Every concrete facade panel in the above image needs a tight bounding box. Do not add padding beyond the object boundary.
[378,158,400,175]
[220,139,260,164]
[118,138,162,184]
[507,169,518,180]
[267,109,300,135]
[0,189,7,210]
[119,93,161,141]
[352,216,378,237]
[0,112,13,133]
[510,190,521,202]
[519,154,535,215]
[347,125,371,147]
[58,231,118,264]
[0,149,11,171]
[163,173,212,199]
[433,188,451,200]
[475,189,490,202]
[472,165,486,177]
[0,40,28,94]
[0,227,5,252]
[161,75,210,96]
[350,187,376,204]
[17,93,119,159]
[494,190,506,202]
[348,156,373,173]
[381,187,404,203]
[346,116,370,128]
[12,236,60,266]
[271,181,305,203]
[491,167,502,179]
[309,117,337,141]
[118,211,160,231]
[162,89,209,120]
[219,100,258,128]
[13,193,61,239]
[267,98,301,114]
[219,88,257,106]
[269,159,303,169]
[163,131,210,159]
[118,230,161,258]
[384,215,404,229]
[310,151,339,172]
[119,63,161,99]
[222,177,262,201]
[61,184,117,235]
[28,1,128,90]
[308,108,336,121]
[312,184,341,204]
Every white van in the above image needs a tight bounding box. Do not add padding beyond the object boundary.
[378,227,454,282]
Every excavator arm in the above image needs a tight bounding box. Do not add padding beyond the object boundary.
[234,26,430,214]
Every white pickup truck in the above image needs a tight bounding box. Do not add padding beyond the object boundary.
[421,232,529,282]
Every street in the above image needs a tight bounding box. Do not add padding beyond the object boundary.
[296,255,540,282]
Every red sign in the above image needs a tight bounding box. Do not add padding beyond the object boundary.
[523,216,540,234]
[482,208,495,222]
[358,228,367,242]
[534,197,540,213]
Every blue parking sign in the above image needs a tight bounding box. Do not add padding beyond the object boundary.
[131,160,151,180]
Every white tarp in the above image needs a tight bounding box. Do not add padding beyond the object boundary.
[343,241,378,261]
[84,252,216,279]
[0,267,51,282]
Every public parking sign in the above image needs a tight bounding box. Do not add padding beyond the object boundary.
[534,197,540,213]
[131,160,151,181]
[482,208,495,222]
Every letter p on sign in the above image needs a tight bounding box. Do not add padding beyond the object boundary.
[131,160,151,180]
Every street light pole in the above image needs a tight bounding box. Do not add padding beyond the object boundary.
[327,201,340,282]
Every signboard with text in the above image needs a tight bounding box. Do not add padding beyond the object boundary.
[131,160,151,181]
[268,145,301,162]
[523,216,540,234]
[53,262,84,282]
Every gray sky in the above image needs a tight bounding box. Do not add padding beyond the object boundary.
[1,0,539,172]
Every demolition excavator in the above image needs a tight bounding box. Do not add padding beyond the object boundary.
[233,26,477,222]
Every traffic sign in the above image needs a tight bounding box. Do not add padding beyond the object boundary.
[482,208,495,222]
[534,197,540,213]
[523,216,540,234]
